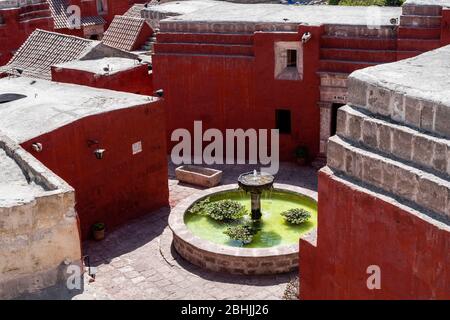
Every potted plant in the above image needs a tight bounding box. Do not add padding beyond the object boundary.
[92,222,105,241]
[294,146,309,166]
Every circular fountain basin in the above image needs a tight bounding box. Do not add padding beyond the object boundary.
[169,183,317,275]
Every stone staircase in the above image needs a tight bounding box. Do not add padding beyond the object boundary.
[18,0,51,23]
[326,63,450,222]
[397,3,442,59]
[319,25,398,74]
[141,35,157,53]
[154,32,255,58]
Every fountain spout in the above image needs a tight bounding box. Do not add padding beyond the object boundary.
[238,171,275,220]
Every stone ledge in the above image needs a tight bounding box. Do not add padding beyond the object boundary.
[337,104,450,178]
[347,46,450,139]
[327,135,450,220]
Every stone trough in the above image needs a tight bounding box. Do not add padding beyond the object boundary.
[175,165,222,187]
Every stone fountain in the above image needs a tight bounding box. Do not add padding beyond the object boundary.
[238,170,275,220]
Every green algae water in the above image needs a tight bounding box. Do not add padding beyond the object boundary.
[184,189,317,248]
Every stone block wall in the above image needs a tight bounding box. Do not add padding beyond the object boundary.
[0,135,81,299]
[300,46,450,299]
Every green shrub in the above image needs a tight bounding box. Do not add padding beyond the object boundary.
[281,208,311,224]
[224,224,255,244]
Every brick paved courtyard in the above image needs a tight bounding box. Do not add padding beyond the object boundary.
[73,162,317,300]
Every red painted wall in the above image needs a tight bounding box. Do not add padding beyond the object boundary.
[20,101,169,240]
[441,8,450,45]
[153,25,322,161]
[0,8,54,66]
[300,169,450,299]
[51,64,153,95]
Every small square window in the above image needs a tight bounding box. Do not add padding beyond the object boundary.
[286,49,297,68]
[276,109,292,134]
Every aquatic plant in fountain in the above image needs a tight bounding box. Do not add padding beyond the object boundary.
[281,208,311,225]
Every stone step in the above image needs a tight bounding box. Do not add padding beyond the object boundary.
[336,104,450,178]
[323,25,396,38]
[154,42,254,57]
[402,4,442,17]
[347,76,450,139]
[320,48,397,63]
[400,14,442,28]
[397,38,441,51]
[19,2,49,14]
[157,32,253,45]
[321,36,397,50]
[319,59,378,74]
[327,135,450,221]
[19,9,51,21]
[398,26,441,39]
[318,72,349,88]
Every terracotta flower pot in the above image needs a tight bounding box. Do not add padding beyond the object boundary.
[92,223,105,241]
[296,157,307,166]
[93,229,105,241]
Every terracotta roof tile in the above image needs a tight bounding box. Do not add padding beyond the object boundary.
[102,15,147,51]
[48,0,105,29]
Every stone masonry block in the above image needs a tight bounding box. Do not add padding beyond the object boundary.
[434,104,450,138]
[381,161,396,194]
[378,122,392,154]
[420,100,435,132]
[362,119,378,149]
[336,108,347,137]
[345,147,362,180]
[390,92,405,123]
[394,166,418,201]
[392,129,412,161]
[348,112,362,142]
[327,138,345,171]
[447,147,450,177]
[347,77,367,108]
[404,96,422,128]
[368,85,390,116]
[416,176,448,216]
[362,154,383,188]
[412,134,434,167]
[432,143,448,175]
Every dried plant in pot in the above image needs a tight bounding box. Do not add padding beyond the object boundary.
[294,146,309,166]
[92,222,105,241]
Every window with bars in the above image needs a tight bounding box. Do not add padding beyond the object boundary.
[286,49,297,68]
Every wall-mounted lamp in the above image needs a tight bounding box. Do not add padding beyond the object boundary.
[301,32,312,44]
[94,149,106,160]
[87,139,105,160]
[32,142,43,152]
